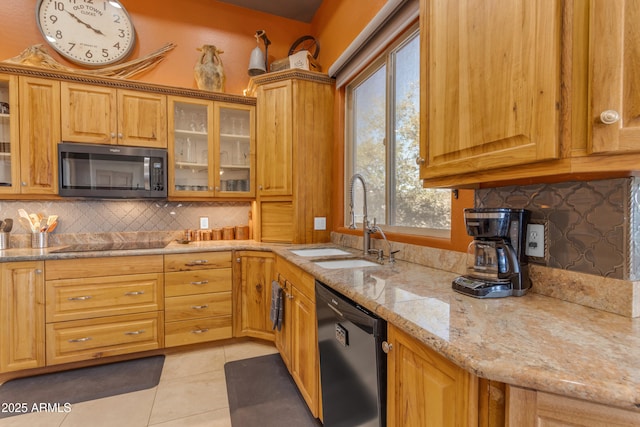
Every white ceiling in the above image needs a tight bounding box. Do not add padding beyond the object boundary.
[217,0,323,23]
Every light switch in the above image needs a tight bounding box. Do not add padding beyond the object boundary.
[314,217,326,230]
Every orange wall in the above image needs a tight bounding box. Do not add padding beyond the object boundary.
[1,0,312,94]
[311,0,388,69]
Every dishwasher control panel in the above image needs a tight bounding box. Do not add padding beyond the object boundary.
[335,323,349,347]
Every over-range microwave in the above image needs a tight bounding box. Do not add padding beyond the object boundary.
[58,142,167,199]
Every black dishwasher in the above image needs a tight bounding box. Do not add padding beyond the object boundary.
[315,280,387,427]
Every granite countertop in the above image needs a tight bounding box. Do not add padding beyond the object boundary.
[1,240,639,410]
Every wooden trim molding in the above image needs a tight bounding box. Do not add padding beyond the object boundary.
[246,69,334,95]
[0,62,256,106]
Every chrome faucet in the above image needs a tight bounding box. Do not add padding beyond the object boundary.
[349,173,400,263]
[348,173,375,256]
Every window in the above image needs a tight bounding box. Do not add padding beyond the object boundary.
[345,26,451,236]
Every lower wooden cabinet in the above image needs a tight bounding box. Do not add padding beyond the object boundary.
[506,385,640,427]
[387,324,478,427]
[45,312,163,365]
[0,261,45,373]
[275,255,320,418]
[163,252,233,347]
[44,255,164,365]
[234,251,275,340]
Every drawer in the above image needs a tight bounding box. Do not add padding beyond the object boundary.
[165,268,232,297]
[276,255,315,300]
[46,273,163,322]
[164,251,232,272]
[46,255,164,280]
[165,292,232,322]
[164,316,232,347]
[46,312,163,365]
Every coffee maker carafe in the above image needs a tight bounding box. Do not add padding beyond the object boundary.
[452,208,531,298]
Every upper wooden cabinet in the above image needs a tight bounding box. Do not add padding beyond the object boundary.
[254,79,293,197]
[589,0,640,154]
[19,77,60,195]
[0,74,20,194]
[420,0,562,180]
[61,82,167,148]
[248,70,334,244]
[167,97,255,199]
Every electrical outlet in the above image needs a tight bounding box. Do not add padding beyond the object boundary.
[314,217,326,230]
[199,216,209,229]
[525,223,545,258]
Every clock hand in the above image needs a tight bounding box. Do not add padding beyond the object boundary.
[65,11,105,36]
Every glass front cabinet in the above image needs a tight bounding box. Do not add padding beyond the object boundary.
[168,97,255,198]
[0,74,19,194]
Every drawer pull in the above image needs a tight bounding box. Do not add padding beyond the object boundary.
[185,259,209,266]
[124,291,145,296]
[190,280,209,285]
[67,295,92,301]
[68,337,92,343]
[191,304,209,310]
[191,328,209,334]
[124,330,146,336]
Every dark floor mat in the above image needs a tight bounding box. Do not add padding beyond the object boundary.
[225,353,321,427]
[0,355,164,418]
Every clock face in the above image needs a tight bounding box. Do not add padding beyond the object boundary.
[36,0,136,67]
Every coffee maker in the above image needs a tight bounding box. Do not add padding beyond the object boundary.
[452,208,531,298]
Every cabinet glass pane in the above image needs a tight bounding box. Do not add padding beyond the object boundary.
[219,107,250,193]
[173,102,211,192]
[0,80,12,188]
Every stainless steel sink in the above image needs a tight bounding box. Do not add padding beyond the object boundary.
[290,248,352,257]
[313,259,380,269]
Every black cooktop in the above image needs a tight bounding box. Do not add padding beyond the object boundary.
[49,241,169,253]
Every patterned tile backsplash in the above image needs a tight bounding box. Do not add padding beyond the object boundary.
[0,200,251,235]
[476,178,637,280]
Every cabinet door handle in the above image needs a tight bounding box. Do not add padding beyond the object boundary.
[185,259,209,266]
[68,337,92,343]
[34,269,42,274]
[415,156,425,165]
[191,328,209,334]
[68,295,92,301]
[190,280,209,285]
[191,304,209,310]
[124,330,146,336]
[382,341,393,353]
[124,291,145,296]
[600,110,620,125]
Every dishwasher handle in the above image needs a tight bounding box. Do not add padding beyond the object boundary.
[326,302,344,317]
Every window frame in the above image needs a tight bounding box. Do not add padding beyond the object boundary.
[343,24,451,239]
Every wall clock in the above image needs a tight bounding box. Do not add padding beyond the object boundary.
[36,0,136,67]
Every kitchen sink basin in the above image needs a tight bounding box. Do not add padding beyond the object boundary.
[290,248,352,257]
[313,259,380,269]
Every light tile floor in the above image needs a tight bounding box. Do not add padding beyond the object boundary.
[0,339,278,427]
